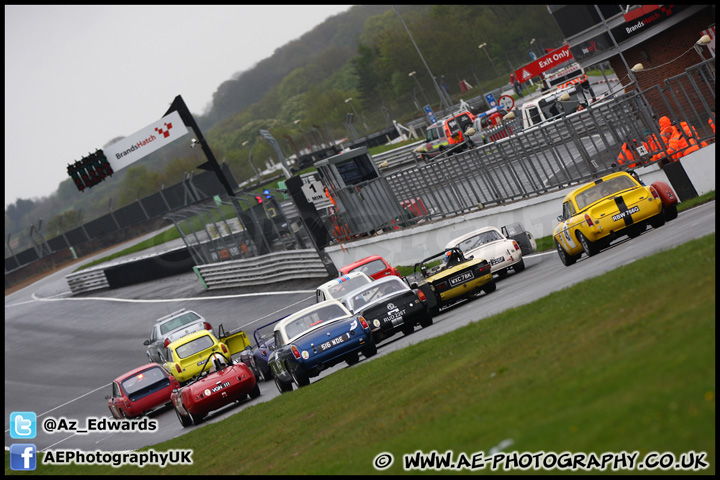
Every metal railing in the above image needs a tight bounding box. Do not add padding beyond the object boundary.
[193,249,329,290]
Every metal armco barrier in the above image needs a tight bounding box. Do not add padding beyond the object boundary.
[65,268,110,294]
[193,249,330,290]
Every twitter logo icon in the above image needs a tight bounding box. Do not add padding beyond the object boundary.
[10,412,37,439]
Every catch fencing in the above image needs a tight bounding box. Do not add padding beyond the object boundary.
[5,165,238,273]
[162,193,313,267]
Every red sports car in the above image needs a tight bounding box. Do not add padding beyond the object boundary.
[106,363,180,419]
[338,255,400,280]
[171,352,260,427]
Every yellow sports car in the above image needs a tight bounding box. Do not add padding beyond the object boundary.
[553,171,672,266]
[163,329,251,384]
[409,247,495,315]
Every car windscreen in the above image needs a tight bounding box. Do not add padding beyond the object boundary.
[426,127,442,141]
[326,276,372,299]
[254,321,281,349]
[121,366,170,400]
[284,304,348,340]
[344,278,407,311]
[456,230,503,253]
[416,256,445,277]
[348,259,386,276]
[160,312,202,335]
[575,176,637,210]
[175,334,214,359]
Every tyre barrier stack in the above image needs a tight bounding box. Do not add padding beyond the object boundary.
[65,267,111,294]
[193,249,330,290]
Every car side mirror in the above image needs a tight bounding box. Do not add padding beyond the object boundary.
[105,395,111,400]
[557,215,564,222]
[143,340,150,346]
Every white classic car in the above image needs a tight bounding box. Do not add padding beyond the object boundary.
[444,223,536,277]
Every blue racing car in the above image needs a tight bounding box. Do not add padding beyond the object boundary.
[267,300,377,393]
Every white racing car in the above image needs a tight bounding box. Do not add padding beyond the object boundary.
[445,223,536,277]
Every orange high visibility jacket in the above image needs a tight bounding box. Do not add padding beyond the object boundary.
[617,140,640,168]
[680,121,708,149]
[662,126,689,161]
[645,134,666,162]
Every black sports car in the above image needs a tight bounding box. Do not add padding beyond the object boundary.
[341,276,432,343]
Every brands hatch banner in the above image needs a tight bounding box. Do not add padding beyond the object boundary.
[570,4,690,62]
[103,110,189,172]
[514,44,573,83]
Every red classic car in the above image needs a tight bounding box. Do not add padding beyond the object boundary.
[171,352,260,427]
[106,363,180,419]
[338,255,400,280]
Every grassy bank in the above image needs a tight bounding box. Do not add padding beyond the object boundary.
[12,233,715,475]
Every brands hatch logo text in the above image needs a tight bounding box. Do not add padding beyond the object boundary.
[114,121,174,160]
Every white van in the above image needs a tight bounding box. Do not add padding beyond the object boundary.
[519,86,588,129]
[543,62,587,90]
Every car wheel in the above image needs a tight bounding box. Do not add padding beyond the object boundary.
[419,315,433,329]
[626,222,646,238]
[190,412,204,426]
[345,351,360,366]
[175,407,192,428]
[290,367,310,387]
[513,258,525,272]
[483,279,496,294]
[401,322,414,335]
[249,382,261,399]
[556,240,579,266]
[262,365,273,382]
[362,343,378,358]
[577,232,600,257]
[664,203,678,221]
[274,374,293,394]
[650,210,666,229]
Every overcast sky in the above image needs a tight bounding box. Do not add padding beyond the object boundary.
[4,5,353,209]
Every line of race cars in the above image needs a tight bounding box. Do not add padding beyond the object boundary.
[106,170,678,427]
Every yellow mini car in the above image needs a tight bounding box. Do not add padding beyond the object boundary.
[553,171,672,266]
[163,329,251,384]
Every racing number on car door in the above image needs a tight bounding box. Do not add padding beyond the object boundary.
[561,220,577,251]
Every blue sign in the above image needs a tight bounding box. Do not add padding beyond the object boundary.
[529,51,537,60]
[485,94,497,108]
[424,105,437,125]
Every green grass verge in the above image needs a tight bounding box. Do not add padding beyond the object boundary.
[11,233,715,475]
